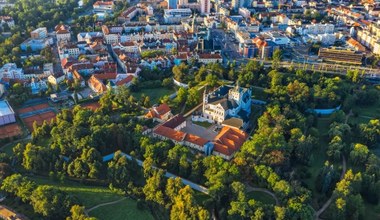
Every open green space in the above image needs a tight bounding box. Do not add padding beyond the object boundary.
[251,86,268,101]
[89,198,154,220]
[364,202,380,220]
[132,87,175,105]
[0,139,29,155]
[193,120,213,128]
[29,176,122,208]
[247,191,276,205]
[352,100,380,119]
[28,176,153,219]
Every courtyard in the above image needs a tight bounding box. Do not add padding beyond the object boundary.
[181,118,219,141]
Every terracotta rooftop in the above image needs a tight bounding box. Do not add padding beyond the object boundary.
[184,133,208,146]
[154,125,186,142]
[115,75,134,86]
[146,103,171,119]
[161,114,186,129]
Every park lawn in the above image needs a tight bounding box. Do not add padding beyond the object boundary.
[251,86,269,101]
[29,176,124,208]
[246,191,276,205]
[132,87,175,105]
[364,202,380,220]
[352,101,380,119]
[304,117,332,208]
[89,198,154,220]
[0,139,29,155]
[193,121,213,128]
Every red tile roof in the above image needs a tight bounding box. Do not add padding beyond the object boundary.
[162,114,186,129]
[116,75,134,86]
[213,127,248,156]
[184,133,208,146]
[145,103,171,119]
[154,125,186,142]
[88,75,107,93]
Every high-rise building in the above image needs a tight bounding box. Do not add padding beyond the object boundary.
[200,0,210,14]
[167,0,178,9]
[231,0,243,10]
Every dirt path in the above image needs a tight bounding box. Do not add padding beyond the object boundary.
[86,197,127,214]
[314,156,347,219]
[245,184,280,206]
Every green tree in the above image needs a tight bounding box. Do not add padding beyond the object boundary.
[170,185,209,220]
[66,205,98,220]
[349,143,369,165]
[31,185,77,218]
[186,88,200,108]
[272,48,282,69]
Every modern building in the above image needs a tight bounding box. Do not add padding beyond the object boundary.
[20,38,51,51]
[30,27,48,39]
[318,47,364,65]
[167,0,178,9]
[164,8,192,23]
[0,63,24,79]
[305,23,334,35]
[0,100,16,126]
[200,0,211,15]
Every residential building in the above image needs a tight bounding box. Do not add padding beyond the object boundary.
[77,32,104,43]
[196,53,223,64]
[20,38,51,51]
[239,8,251,19]
[167,0,178,9]
[145,103,173,122]
[88,73,134,94]
[0,63,24,79]
[0,16,15,28]
[0,205,28,220]
[231,0,244,10]
[164,8,192,23]
[305,23,335,35]
[202,85,252,128]
[0,100,16,126]
[55,24,71,42]
[58,42,81,58]
[200,0,210,15]
[318,47,364,65]
[30,27,48,39]
[93,1,114,13]
[47,73,65,85]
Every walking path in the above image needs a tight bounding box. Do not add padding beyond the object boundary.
[314,156,347,219]
[103,152,209,194]
[86,197,127,214]
[245,184,280,206]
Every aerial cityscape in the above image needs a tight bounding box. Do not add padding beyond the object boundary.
[0,0,379,219]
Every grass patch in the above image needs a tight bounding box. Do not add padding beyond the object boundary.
[29,176,122,208]
[132,87,175,105]
[193,121,213,128]
[246,191,275,205]
[352,101,380,119]
[251,86,268,101]
[0,139,29,156]
[363,202,380,220]
[89,198,154,220]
